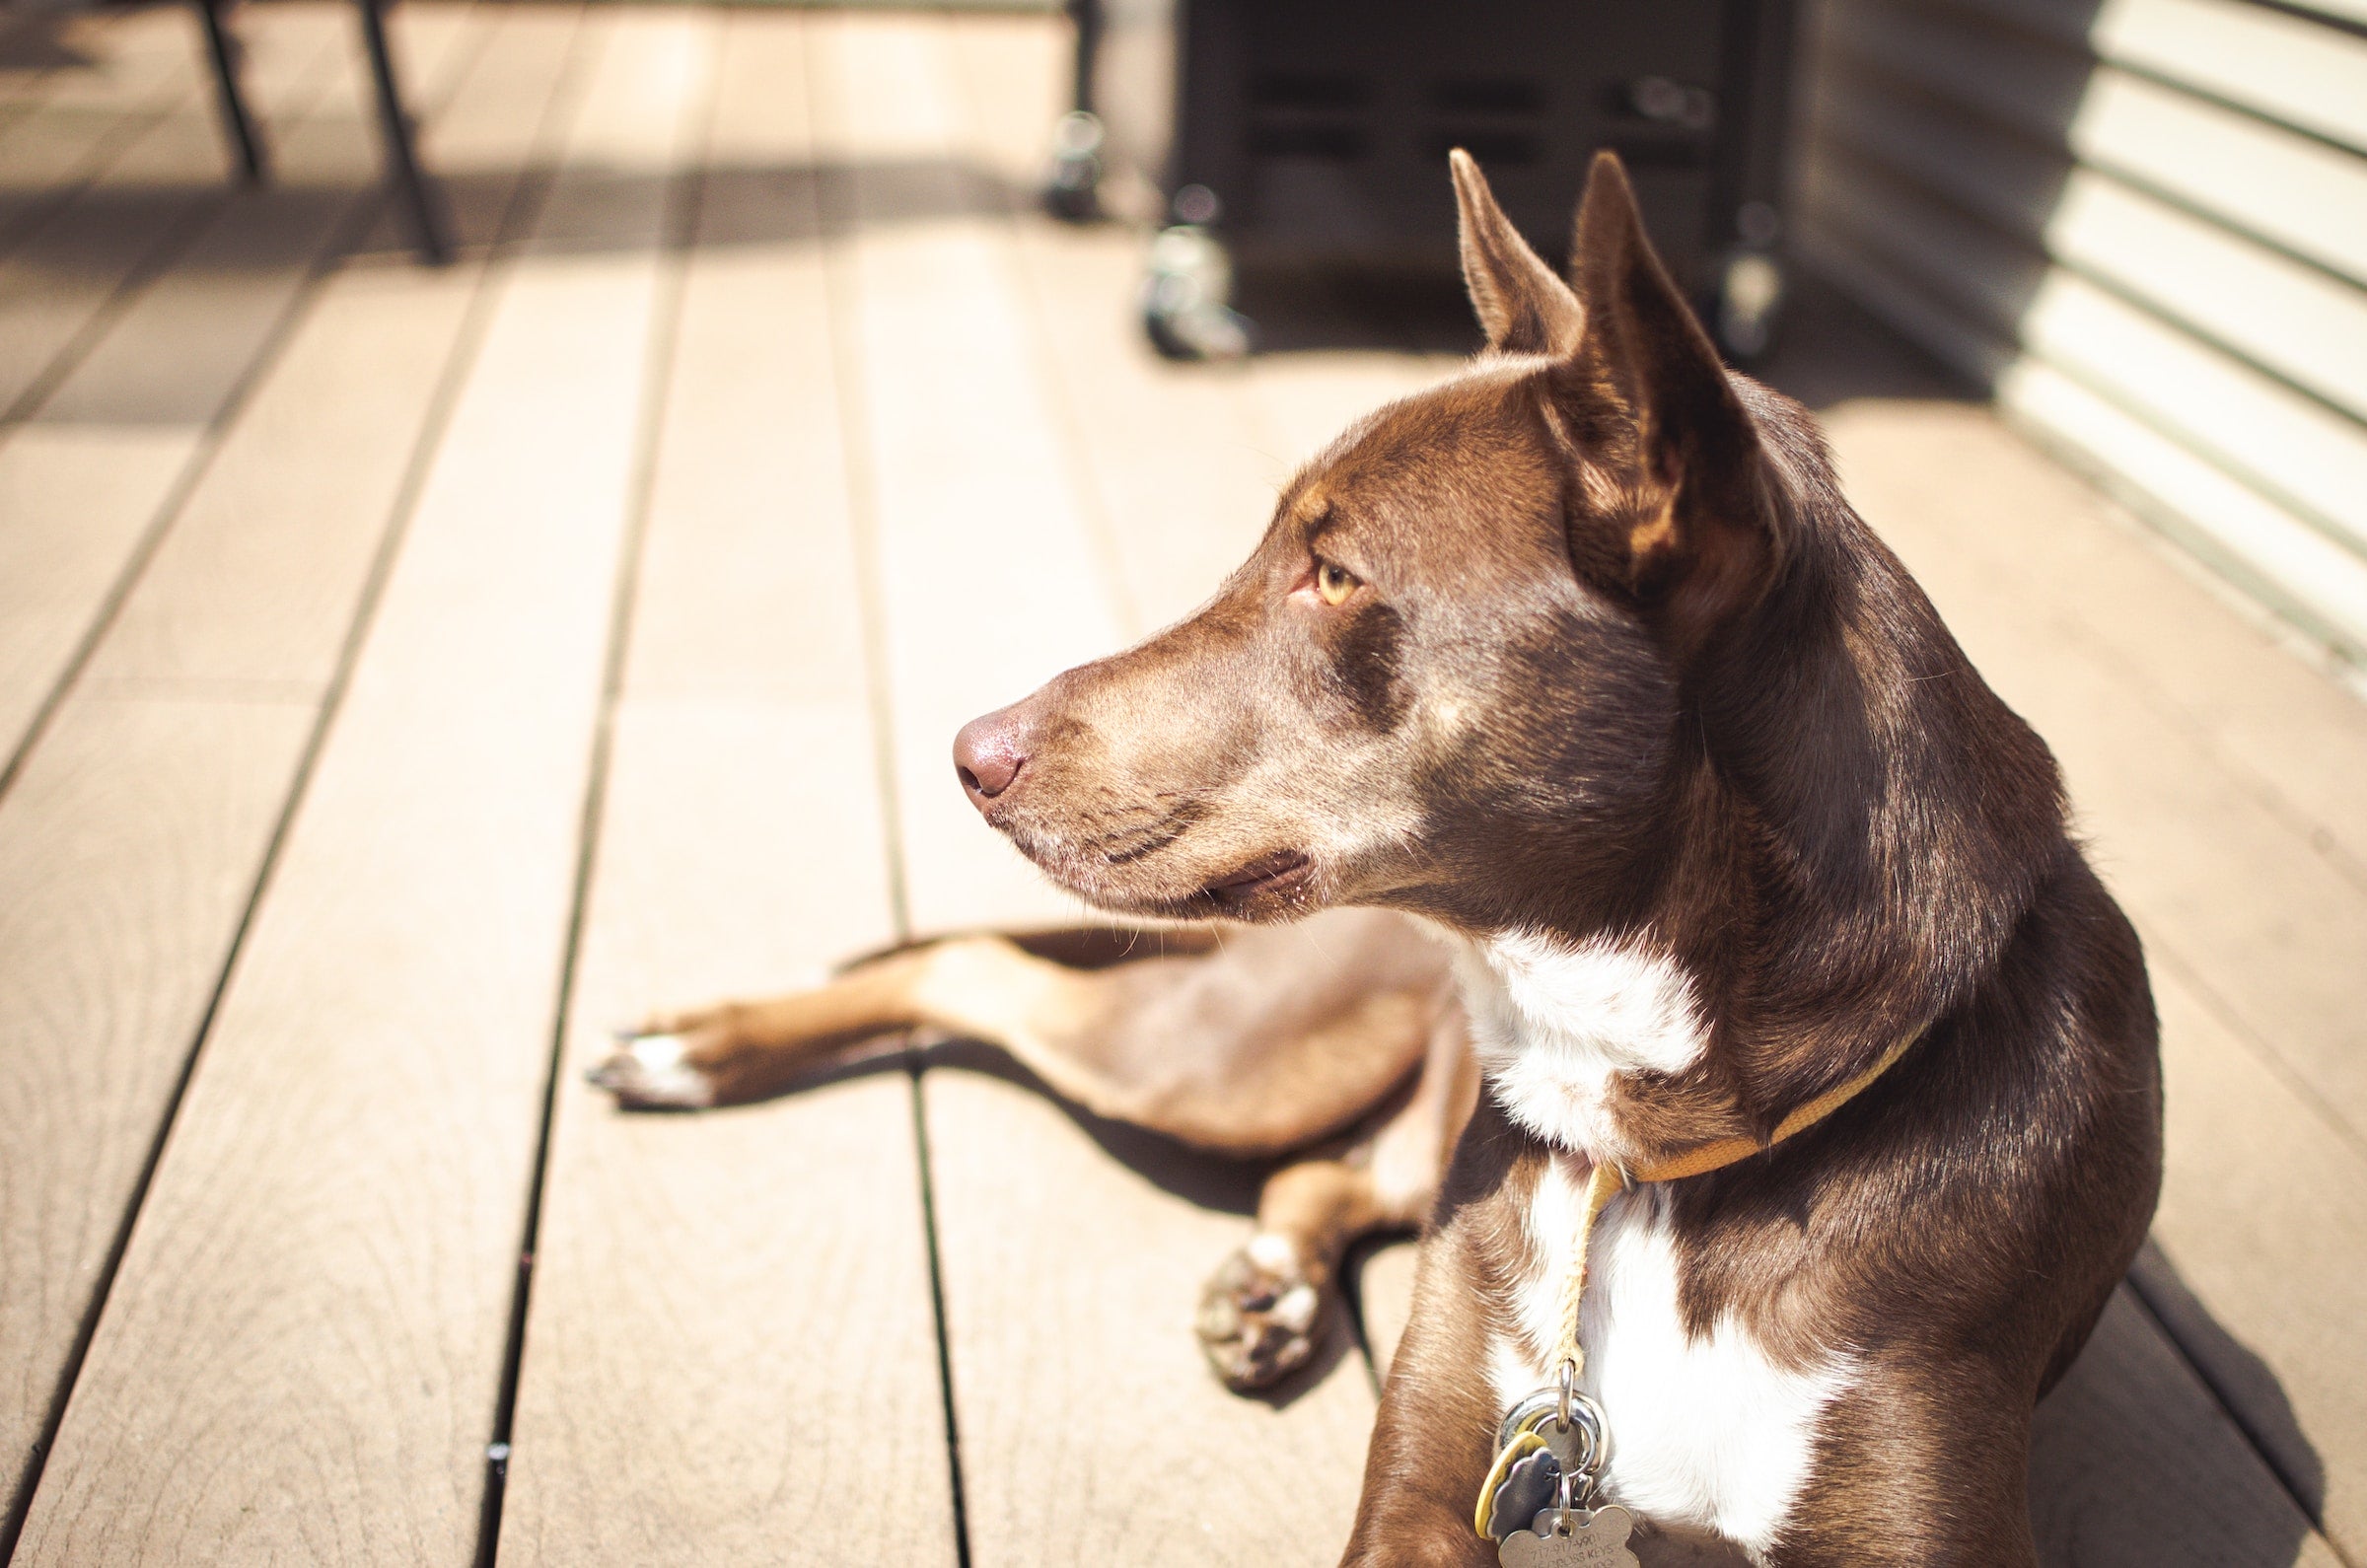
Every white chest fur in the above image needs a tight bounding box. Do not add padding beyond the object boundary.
[1455,930,1708,1167]
[1489,1170,1856,1563]
[1457,934,1855,1560]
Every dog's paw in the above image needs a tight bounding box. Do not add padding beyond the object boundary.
[1195,1233,1326,1391]
[586,1031,718,1109]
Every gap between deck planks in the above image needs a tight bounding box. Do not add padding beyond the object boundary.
[2,6,2360,1565]
[0,6,216,253]
[492,11,955,1564]
[514,13,2365,1564]
[4,7,719,1562]
[814,13,1382,1565]
[0,2,575,1551]
[0,2,352,423]
[0,0,479,780]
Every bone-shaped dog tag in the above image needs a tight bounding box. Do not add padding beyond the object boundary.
[1497,1504,1639,1568]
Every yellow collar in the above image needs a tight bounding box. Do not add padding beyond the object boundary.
[1547,1029,1919,1378]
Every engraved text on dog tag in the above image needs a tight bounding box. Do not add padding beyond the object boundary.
[1497,1504,1639,1568]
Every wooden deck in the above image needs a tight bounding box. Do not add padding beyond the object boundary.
[1,5,2363,1563]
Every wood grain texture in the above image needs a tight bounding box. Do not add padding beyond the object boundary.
[0,8,342,761]
[817,15,1379,1563]
[943,15,1279,635]
[0,426,199,751]
[0,1,343,404]
[814,10,1119,939]
[2142,965,2367,1556]
[0,87,222,413]
[0,695,316,1526]
[0,4,571,1533]
[7,11,717,1562]
[0,2,361,420]
[924,1067,1379,1566]
[497,700,953,1566]
[495,15,956,1563]
[2031,1290,2341,1568]
[83,4,557,697]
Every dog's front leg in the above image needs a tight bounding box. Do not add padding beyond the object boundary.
[1339,1226,1501,1568]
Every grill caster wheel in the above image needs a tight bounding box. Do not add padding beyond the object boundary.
[1142,224,1252,361]
[1713,249,1785,363]
[1042,109,1104,223]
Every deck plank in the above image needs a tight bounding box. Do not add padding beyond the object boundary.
[493,14,956,1563]
[2139,963,2367,1554]
[0,2,345,420]
[7,11,718,1562]
[814,9,1115,938]
[0,6,583,1541]
[941,14,1279,632]
[80,4,555,698]
[2029,1290,2341,1568]
[0,7,211,250]
[816,14,1380,1563]
[0,697,316,1542]
[0,1,476,774]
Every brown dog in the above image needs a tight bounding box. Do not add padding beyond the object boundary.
[595,152,2161,1565]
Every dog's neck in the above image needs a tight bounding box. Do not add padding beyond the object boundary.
[1462,397,2068,1156]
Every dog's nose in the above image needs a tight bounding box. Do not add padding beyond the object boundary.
[954,709,1029,807]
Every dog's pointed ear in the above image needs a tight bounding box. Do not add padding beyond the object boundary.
[1451,150,1581,355]
[1553,153,1775,641]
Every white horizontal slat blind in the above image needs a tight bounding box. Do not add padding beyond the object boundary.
[1797,0,2367,662]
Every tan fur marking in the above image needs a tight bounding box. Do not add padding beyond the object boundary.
[1628,498,1679,560]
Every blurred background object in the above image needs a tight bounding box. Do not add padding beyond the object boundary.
[1053,0,1799,362]
[196,0,449,255]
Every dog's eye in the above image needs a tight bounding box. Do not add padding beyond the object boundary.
[1314,560,1358,606]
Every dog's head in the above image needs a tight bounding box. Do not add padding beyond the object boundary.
[955,153,1784,935]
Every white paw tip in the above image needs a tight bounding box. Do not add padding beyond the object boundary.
[623,1033,689,1072]
[1270,1283,1321,1333]
[1246,1232,1299,1272]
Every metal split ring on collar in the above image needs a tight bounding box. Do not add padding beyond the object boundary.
[1496,1383,1609,1477]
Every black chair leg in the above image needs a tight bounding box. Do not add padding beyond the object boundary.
[357,0,450,264]
[196,0,267,181]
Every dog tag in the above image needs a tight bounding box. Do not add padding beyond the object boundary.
[1498,1504,1639,1568]
[1473,1431,1550,1538]
[1481,1445,1562,1541]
